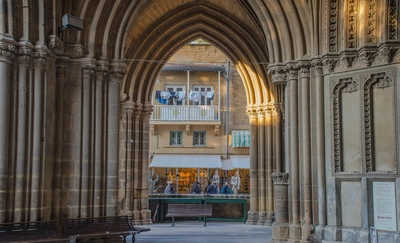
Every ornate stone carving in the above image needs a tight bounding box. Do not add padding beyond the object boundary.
[299,63,310,78]
[246,107,258,119]
[329,0,338,52]
[388,0,398,40]
[367,0,377,43]
[268,66,287,84]
[363,72,394,172]
[17,46,32,65]
[66,44,84,58]
[33,50,48,69]
[322,57,337,74]
[311,61,323,77]
[348,0,357,48]
[332,77,360,173]
[0,43,16,62]
[339,53,357,68]
[375,45,398,64]
[271,172,289,184]
[287,66,299,80]
[359,50,377,67]
[47,35,64,55]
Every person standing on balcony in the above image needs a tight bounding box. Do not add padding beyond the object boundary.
[220,181,232,194]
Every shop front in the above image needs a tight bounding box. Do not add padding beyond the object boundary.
[149,154,250,194]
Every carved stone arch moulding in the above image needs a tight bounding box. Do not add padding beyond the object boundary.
[331,76,360,174]
[362,69,397,174]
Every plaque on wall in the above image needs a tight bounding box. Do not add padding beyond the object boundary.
[373,182,397,231]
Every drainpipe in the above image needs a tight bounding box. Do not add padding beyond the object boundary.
[224,61,230,159]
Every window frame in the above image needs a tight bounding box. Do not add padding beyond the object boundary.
[193,131,206,146]
[170,131,183,146]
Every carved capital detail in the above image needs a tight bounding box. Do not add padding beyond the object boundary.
[246,107,258,119]
[271,172,289,184]
[47,35,64,55]
[17,46,32,65]
[359,50,377,67]
[287,66,299,80]
[299,63,310,78]
[33,50,48,69]
[268,66,287,84]
[311,61,323,77]
[322,58,337,74]
[340,53,357,68]
[0,43,16,63]
[66,44,84,58]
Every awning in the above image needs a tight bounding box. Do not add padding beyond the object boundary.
[150,154,222,168]
[230,155,250,169]
[220,159,234,170]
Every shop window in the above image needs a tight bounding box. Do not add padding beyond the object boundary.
[170,131,183,145]
[193,131,206,146]
[231,130,250,147]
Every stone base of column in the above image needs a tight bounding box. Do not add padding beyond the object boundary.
[288,223,301,243]
[270,222,289,242]
[246,210,259,225]
[140,209,152,225]
[257,211,266,225]
[119,209,133,216]
[301,223,314,241]
[314,224,325,242]
[132,210,141,225]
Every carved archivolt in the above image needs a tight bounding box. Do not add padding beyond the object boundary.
[388,0,399,40]
[332,77,359,173]
[363,72,394,172]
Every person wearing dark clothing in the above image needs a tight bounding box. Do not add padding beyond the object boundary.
[190,181,202,194]
[220,181,232,194]
[207,180,218,194]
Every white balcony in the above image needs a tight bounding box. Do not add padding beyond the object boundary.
[151,105,220,121]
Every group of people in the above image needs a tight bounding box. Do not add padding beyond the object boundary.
[163,179,234,195]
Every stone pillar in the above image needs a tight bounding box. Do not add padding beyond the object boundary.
[52,61,67,220]
[271,172,289,243]
[0,41,15,223]
[247,107,259,224]
[31,48,47,221]
[257,108,266,225]
[132,103,143,224]
[81,66,94,218]
[299,63,313,240]
[119,102,135,216]
[107,66,124,216]
[266,109,274,224]
[140,103,153,224]
[287,66,301,242]
[313,61,327,239]
[13,44,32,222]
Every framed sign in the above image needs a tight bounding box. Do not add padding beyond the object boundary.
[373,182,397,231]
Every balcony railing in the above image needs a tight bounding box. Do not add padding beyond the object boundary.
[151,105,219,121]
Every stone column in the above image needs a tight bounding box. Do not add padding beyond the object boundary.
[0,41,15,223]
[31,48,47,221]
[313,61,327,239]
[257,107,266,225]
[246,107,259,224]
[287,66,301,242]
[299,63,313,240]
[119,102,135,216]
[140,103,153,224]
[266,108,274,224]
[132,103,143,224]
[107,66,124,215]
[52,61,67,220]
[271,172,289,243]
[81,66,94,218]
[13,44,32,222]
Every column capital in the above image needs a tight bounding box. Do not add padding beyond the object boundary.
[33,50,48,69]
[271,172,289,184]
[17,45,33,66]
[268,65,287,85]
[246,106,259,119]
[141,103,153,118]
[311,60,324,77]
[298,62,310,78]
[321,56,338,75]
[0,42,16,63]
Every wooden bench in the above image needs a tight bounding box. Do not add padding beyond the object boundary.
[165,204,212,226]
[64,215,150,242]
[0,220,68,242]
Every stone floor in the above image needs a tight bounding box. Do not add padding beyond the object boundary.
[131,221,272,243]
